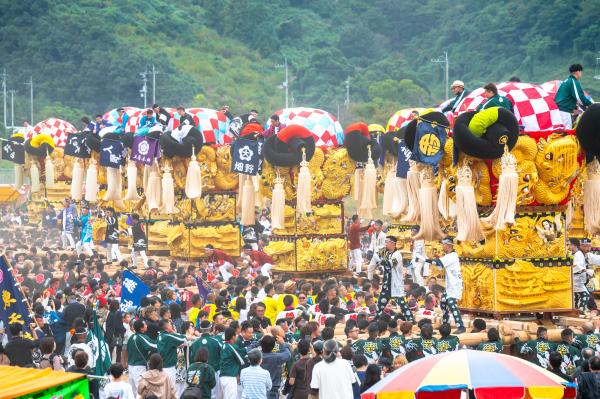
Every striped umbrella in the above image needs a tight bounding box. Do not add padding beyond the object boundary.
[362,350,575,399]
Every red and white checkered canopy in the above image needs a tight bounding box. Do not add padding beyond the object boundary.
[124,109,148,133]
[102,107,141,127]
[270,107,343,146]
[540,80,562,97]
[455,82,564,131]
[31,118,76,147]
[386,108,426,131]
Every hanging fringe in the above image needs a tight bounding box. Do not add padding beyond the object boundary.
[354,168,363,203]
[414,166,445,241]
[103,167,122,201]
[390,175,408,218]
[382,168,395,216]
[584,158,600,234]
[160,163,177,214]
[565,199,574,229]
[84,159,98,202]
[124,161,142,201]
[241,174,256,225]
[296,148,312,214]
[143,164,151,192]
[359,147,378,218]
[236,173,245,213]
[44,155,55,189]
[146,163,162,212]
[271,170,286,230]
[252,174,262,208]
[14,164,24,190]
[438,177,456,220]
[455,164,485,242]
[185,149,203,199]
[30,160,40,193]
[401,162,421,223]
[482,147,518,230]
[70,159,84,201]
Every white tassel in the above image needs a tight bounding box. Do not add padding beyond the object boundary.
[401,162,421,223]
[146,163,162,212]
[241,174,256,226]
[84,160,98,202]
[185,151,203,199]
[271,173,286,230]
[354,168,363,203]
[103,167,122,201]
[414,166,445,241]
[482,148,518,230]
[70,159,84,201]
[124,161,142,201]
[44,156,55,189]
[359,150,378,217]
[584,159,600,234]
[296,149,312,214]
[391,177,408,218]
[143,164,151,192]
[236,173,245,212]
[382,168,395,216]
[252,175,262,208]
[455,165,484,242]
[438,176,456,220]
[160,164,178,214]
[14,164,23,189]
[30,161,40,193]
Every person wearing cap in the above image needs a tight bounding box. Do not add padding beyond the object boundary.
[104,207,123,263]
[242,244,275,278]
[191,319,223,399]
[409,225,428,286]
[476,83,514,113]
[67,326,94,369]
[367,220,386,280]
[348,215,370,275]
[177,106,195,127]
[428,238,466,334]
[569,238,593,313]
[151,104,171,127]
[555,64,593,129]
[128,213,148,269]
[311,339,356,399]
[57,198,78,250]
[442,80,470,113]
[74,206,94,256]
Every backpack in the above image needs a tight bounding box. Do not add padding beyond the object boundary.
[180,363,208,399]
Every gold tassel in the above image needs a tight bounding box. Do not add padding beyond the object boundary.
[390,175,408,218]
[252,174,262,208]
[401,162,421,223]
[584,158,600,234]
[359,147,377,218]
[438,178,455,220]
[30,160,40,193]
[185,149,203,199]
[482,147,518,230]
[160,163,178,214]
[296,148,312,214]
[14,164,23,189]
[70,159,84,201]
[382,168,395,216]
[236,173,245,213]
[455,164,484,242]
[124,161,142,201]
[84,159,98,202]
[354,168,363,203]
[103,167,122,201]
[271,170,286,229]
[143,164,150,192]
[146,163,162,212]
[241,174,256,225]
[414,166,444,241]
[44,156,55,189]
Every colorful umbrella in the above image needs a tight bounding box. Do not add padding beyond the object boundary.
[362,350,575,399]
[269,107,343,146]
[184,107,229,144]
[540,80,563,97]
[124,108,148,133]
[386,108,426,132]
[102,106,141,127]
[31,118,76,148]
[454,82,563,132]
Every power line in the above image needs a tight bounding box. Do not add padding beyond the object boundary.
[8,90,16,128]
[1,69,6,130]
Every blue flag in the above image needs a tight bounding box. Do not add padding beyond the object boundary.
[0,257,33,337]
[100,138,127,168]
[231,138,262,176]
[410,121,446,167]
[396,141,412,178]
[195,276,209,304]
[120,270,150,311]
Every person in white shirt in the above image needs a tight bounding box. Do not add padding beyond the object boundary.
[581,238,599,295]
[367,220,386,280]
[409,226,428,286]
[429,237,465,334]
[67,327,94,369]
[310,339,356,399]
[570,238,593,313]
[104,363,136,399]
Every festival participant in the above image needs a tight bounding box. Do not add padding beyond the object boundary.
[191,320,222,399]
[242,244,275,278]
[428,237,466,334]
[204,244,236,282]
[4,323,39,367]
[276,294,302,321]
[75,206,94,256]
[554,328,581,377]
[380,319,406,360]
[57,198,77,250]
[569,238,593,313]
[157,319,190,396]
[67,326,93,368]
[409,226,427,286]
[152,104,171,127]
[139,109,156,127]
[263,114,287,138]
[366,220,386,279]
[260,333,292,399]
[116,107,130,131]
[220,327,247,399]
[574,322,600,354]
[220,105,234,120]
[436,323,460,352]
[93,114,111,133]
[476,83,514,113]
[240,349,272,399]
[555,64,593,129]
[405,321,438,361]
[128,213,148,269]
[371,236,413,322]
[104,207,123,263]
[442,80,470,113]
[177,106,195,127]
[518,326,556,369]
[548,352,573,383]
[127,320,158,393]
[476,328,503,353]
[351,322,383,364]
[103,363,136,399]
[311,339,356,399]
[185,347,217,399]
[348,215,369,275]
[81,116,95,132]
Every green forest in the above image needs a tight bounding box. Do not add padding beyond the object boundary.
[1,0,600,129]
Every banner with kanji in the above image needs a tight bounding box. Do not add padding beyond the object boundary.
[120,269,150,311]
[130,136,160,165]
[0,256,32,337]
[1,139,25,165]
[87,311,111,376]
[64,133,91,159]
[99,138,127,168]
[396,141,412,178]
[231,138,262,175]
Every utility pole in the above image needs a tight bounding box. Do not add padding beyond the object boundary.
[275,57,289,109]
[344,77,350,109]
[1,69,6,130]
[8,90,16,128]
[140,70,148,108]
[24,76,33,123]
[431,51,449,99]
[151,64,157,105]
